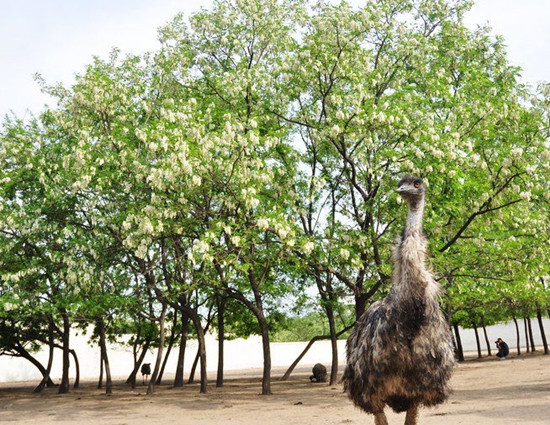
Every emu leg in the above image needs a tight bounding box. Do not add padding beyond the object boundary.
[404,405,419,425]
[374,412,388,425]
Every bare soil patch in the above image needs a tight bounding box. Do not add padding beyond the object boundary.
[0,353,548,424]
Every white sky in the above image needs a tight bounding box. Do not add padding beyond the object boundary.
[0,0,549,120]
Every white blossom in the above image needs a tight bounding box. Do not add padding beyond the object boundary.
[139,219,154,234]
[257,218,269,230]
[135,129,147,142]
[136,244,148,259]
[247,197,259,209]
[192,175,202,186]
[278,228,289,240]
[195,240,209,253]
[302,241,314,254]
[339,248,350,260]
[511,147,523,158]
[330,125,341,137]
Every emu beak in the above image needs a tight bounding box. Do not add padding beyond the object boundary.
[396,186,405,193]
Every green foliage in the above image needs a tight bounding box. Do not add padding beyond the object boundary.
[1,0,549,375]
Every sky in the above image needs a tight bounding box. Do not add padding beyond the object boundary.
[0,0,549,120]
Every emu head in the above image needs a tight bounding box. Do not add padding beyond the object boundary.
[396,175,426,203]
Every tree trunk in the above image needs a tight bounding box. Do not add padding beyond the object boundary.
[14,343,54,392]
[527,317,536,352]
[155,335,175,386]
[536,307,549,355]
[33,321,56,393]
[325,304,339,385]
[449,326,457,353]
[480,316,492,356]
[523,317,531,353]
[472,322,482,359]
[147,303,167,395]
[354,293,369,321]
[453,323,464,362]
[258,313,272,395]
[98,350,104,389]
[174,315,189,387]
[512,315,521,355]
[97,317,112,395]
[58,310,71,394]
[188,348,200,384]
[126,338,151,389]
[70,349,80,389]
[156,310,178,385]
[216,298,226,388]
[181,305,207,394]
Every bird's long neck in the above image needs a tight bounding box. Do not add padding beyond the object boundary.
[391,195,427,293]
[389,195,433,337]
[403,196,425,239]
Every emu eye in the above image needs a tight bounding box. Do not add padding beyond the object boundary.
[413,180,421,188]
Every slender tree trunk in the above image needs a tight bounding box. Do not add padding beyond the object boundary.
[480,316,492,356]
[247,265,271,396]
[156,310,178,385]
[527,317,536,352]
[258,313,272,395]
[536,307,549,355]
[512,315,521,355]
[182,305,207,394]
[58,310,71,394]
[156,335,175,386]
[524,317,531,353]
[449,326,457,353]
[174,315,189,387]
[312,270,339,386]
[354,293,369,322]
[216,298,226,388]
[453,323,464,362]
[14,343,54,392]
[97,317,112,395]
[472,322,482,359]
[98,350,104,389]
[325,304,339,385]
[147,303,167,395]
[126,339,151,389]
[33,322,56,393]
[188,348,200,384]
[70,349,80,389]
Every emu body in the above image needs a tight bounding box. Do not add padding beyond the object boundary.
[343,176,454,425]
[310,363,327,383]
[141,363,151,385]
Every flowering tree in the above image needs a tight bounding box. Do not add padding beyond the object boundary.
[1,0,549,397]
[276,0,549,321]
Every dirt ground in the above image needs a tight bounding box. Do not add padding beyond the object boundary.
[0,352,548,425]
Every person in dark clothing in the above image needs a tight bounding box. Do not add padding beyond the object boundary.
[495,338,509,359]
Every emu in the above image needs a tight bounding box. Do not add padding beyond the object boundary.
[309,363,327,383]
[343,176,455,425]
[141,363,151,385]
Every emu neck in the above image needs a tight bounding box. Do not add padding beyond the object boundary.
[404,197,424,238]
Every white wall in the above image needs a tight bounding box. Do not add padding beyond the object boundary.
[1,318,549,383]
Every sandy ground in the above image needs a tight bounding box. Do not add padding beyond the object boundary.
[0,352,548,425]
